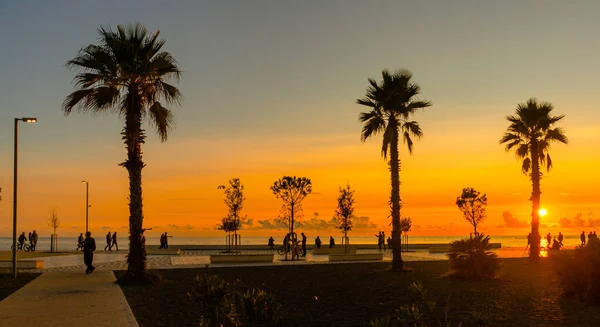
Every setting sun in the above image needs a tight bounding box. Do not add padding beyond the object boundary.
[539,208,548,217]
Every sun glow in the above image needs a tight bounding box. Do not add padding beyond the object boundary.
[539,208,547,217]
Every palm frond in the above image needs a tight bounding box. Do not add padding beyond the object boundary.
[521,157,531,174]
[148,102,173,142]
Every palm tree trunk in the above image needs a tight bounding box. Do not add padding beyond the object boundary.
[390,122,403,271]
[122,89,147,281]
[529,143,541,262]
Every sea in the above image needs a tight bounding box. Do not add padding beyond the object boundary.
[0,235,583,252]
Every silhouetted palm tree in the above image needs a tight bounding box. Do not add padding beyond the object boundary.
[357,69,431,270]
[63,23,182,281]
[500,99,567,261]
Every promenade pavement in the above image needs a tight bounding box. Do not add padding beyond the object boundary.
[0,271,138,326]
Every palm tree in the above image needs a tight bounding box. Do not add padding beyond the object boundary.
[500,99,567,262]
[357,69,431,271]
[63,23,182,282]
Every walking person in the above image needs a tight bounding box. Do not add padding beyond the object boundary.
[28,232,33,248]
[268,236,275,250]
[32,230,38,251]
[557,232,564,246]
[83,231,96,274]
[301,232,307,257]
[164,232,169,249]
[315,236,322,249]
[375,231,382,250]
[104,231,112,251]
[581,231,586,246]
[329,236,335,248]
[159,233,165,249]
[111,231,119,251]
[381,231,386,250]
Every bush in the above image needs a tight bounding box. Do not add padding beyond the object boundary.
[193,273,282,327]
[446,234,499,280]
[370,282,486,327]
[553,239,600,304]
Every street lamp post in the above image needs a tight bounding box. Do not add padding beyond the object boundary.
[12,117,37,278]
[82,181,89,232]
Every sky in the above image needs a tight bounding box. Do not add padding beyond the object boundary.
[0,1,599,238]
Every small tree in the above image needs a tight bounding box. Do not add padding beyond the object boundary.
[334,184,355,254]
[456,187,487,236]
[48,209,61,252]
[218,178,246,252]
[271,176,312,235]
[400,217,412,252]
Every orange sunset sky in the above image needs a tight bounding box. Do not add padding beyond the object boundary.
[0,1,599,238]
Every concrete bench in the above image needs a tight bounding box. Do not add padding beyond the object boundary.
[0,260,44,269]
[210,254,274,264]
[328,253,384,262]
[146,248,181,255]
[312,247,357,255]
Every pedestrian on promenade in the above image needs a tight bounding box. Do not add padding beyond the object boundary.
[268,236,275,249]
[329,236,335,248]
[111,231,119,251]
[381,231,386,250]
[32,230,38,251]
[164,232,169,249]
[104,231,112,251]
[581,231,586,246]
[315,236,322,249]
[83,231,96,274]
[301,232,307,257]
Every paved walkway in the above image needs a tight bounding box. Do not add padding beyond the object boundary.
[0,271,138,326]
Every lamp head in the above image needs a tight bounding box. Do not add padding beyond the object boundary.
[21,118,37,123]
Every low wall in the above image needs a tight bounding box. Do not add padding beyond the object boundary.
[429,243,502,253]
[328,253,384,262]
[0,260,44,269]
[210,254,274,264]
[312,247,357,255]
[157,243,502,251]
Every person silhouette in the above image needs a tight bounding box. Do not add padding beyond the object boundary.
[329,236,335,248]
[111,231,119,251]
[83,231,96,274]
[581,231,586,246]
[104,231,112,251]
[315,236,322,249]
[557,232,564,246]
[268,236,275,249]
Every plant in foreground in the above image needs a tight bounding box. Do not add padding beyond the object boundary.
[553,239,600,304]
[446,234,499,280]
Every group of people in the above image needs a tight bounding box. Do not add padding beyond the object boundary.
[104,231,119,251]
[375,231,392,251]
[17,230,38,250]
[580,230,598,246]
[159,232,169,249]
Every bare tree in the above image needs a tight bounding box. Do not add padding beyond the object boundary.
[271,176,312,235]
[48,209,61,235]
[456,187,487,236]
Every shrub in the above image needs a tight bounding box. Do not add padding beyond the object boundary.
[553,239,600,304]
[238,289,282,327]
[446,234,499,280]
[193,273,282,327]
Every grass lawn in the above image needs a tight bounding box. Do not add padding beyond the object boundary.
[117,257,600,327]
[0,251,73,260]
[0,273,40,301]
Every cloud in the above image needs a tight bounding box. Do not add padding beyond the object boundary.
[120,226,127,229]
[184,225,193,231]
[71,226,80,229]
[152,226,161,229]
[101,226,111,230]
[497,211,529,228]
[353,216,378,230]
[168,224,181,230]
[558,213,590,229]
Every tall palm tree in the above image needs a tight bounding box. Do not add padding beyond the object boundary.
[63,23,182,282]
[500,99,567,262]
[357,69,431,271]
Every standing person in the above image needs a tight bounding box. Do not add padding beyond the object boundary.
[78,233,85,250]
[83,231,96,274]
[580,231,586,246]
[387,236,392,250]
[329,236,335,248]
[546,233,551,247]
[111,231,119,251]
[381,231,386,250]
[164,232,169,249]
[588,231,593,244]
[32,230,38,251]
[28,232,33,248]
[104,231,112,251]
[315,236,322,249]
[557,232,564,246]
[301,232,307,257]
[159,233,165,249]
[375,231,382,250]
[526,232,532,250]
[268,236,275,250]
